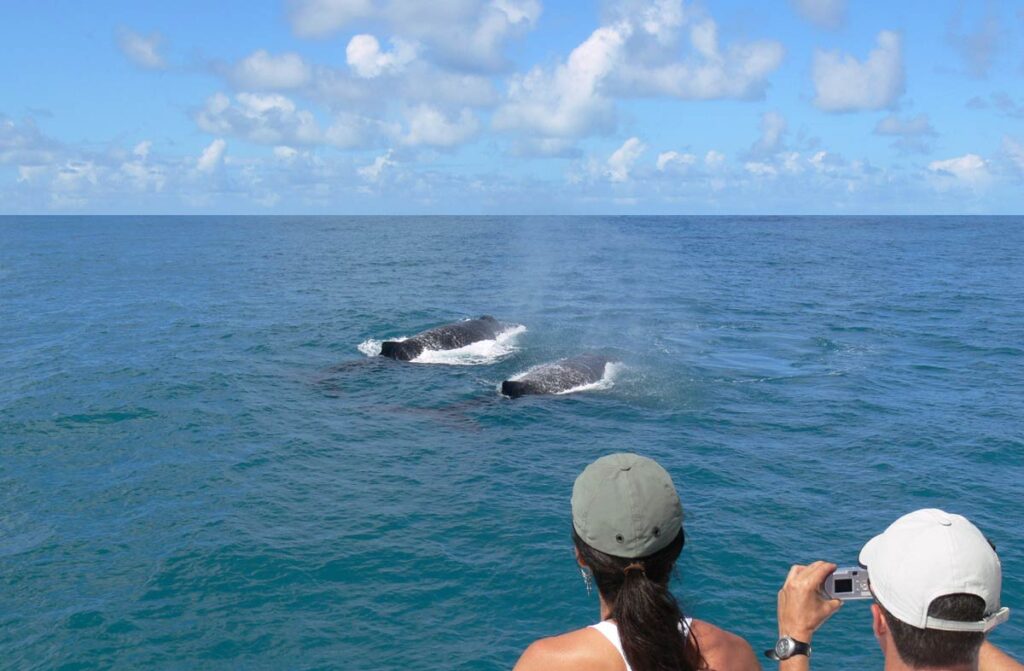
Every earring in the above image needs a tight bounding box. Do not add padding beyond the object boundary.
[580,567,593,597]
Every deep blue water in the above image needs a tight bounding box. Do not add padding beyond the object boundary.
[1,216,1022,670]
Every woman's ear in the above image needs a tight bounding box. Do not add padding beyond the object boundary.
[574,546,585,568]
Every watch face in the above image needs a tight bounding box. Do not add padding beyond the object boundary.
[775,637,794,658]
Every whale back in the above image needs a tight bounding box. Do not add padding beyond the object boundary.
[380,316,501,360]
[502,354,613,397]
[412,316,501,351]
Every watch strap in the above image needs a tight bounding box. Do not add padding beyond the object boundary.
[764,636,812,660]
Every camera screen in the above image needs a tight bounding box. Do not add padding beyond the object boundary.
[834,578,853,593]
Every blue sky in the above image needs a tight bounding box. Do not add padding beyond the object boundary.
[1,0,1023,214]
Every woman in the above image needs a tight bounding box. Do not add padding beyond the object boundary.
[514,452,760,671]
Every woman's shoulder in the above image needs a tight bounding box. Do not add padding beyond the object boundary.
[513,626,626,671]
[689,618,762,671]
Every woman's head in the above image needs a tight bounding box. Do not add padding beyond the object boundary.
[571,453,683,559]
[570,453,703,671]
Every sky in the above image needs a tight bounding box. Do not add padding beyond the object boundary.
[1,0,1023,214]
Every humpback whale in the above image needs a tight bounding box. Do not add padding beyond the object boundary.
[380,316,505,361]
[501,354,616,398]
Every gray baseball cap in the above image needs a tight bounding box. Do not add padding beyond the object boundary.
[572,453,683,558]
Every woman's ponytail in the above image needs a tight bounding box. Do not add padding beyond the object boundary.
[574,530,704,671]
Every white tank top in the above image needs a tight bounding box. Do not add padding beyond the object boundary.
[589,618,693,671]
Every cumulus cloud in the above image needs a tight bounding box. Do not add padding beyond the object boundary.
[117,28,167,70]
[402,105,479,147]
[196,92,322,146]
[928,153,991,189]
[494,1,783,140]
[813,30,904,112]
[358,149,396,181]
[493,24,623,137]
[0,116,60,165]
[231,50,311,89]
[873,113,937,153]
[704,150,726,169]
[346,35,418,78]
[607,137,646,182]
[790,0,846,30]
[196,138,227,173]
[656,150,696,172]
[120,140,166,190]
[946,6,1002,79]
[195,92,395,149]
[289,0,540,72]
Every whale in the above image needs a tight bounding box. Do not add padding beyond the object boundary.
[380,316,506,361]
[501,354,616,398]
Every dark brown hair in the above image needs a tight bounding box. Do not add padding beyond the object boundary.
[882,594,986,668]
[573,528,706,671]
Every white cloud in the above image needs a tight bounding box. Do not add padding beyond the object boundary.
[744,161,777,177]
[231,50,311,89]
[873,113,936,153]
[928,153,991,189]
[874,113,934,136]
[656,150,696,171]
[493,23,623,137]
[790,0,846,30]
[610,18,784,100]
[402,105,479,147]
[132,141,152,159]
[196,92,322,146]
[749,111,787,157]
[289,0,540,72]
[196,138,227,173]
[120,140,165,191]
[704,149,726,168]
[358,150,396,181]
[273,146,300,161]
[813,30,904,112]
[117,29,166,70]
[495,3,782,140]
[194,92,398,149]
[0,117,59,165]
[346,35,418,78]
[1003,136,1024,174]
[607,137,646,182]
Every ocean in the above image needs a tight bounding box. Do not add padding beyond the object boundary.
[1,216,1022,670]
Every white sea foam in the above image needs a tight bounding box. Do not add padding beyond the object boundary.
[555,361,624,394]
[412,324,526,365]
[357,325,526,365]
[357,336,406,357]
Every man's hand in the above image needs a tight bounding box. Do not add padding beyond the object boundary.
[777,561,844,642]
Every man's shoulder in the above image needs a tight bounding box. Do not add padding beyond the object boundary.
[691,618,763,671]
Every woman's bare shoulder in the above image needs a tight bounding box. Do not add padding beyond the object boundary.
[690,619,763,671]
[513,627,624,671]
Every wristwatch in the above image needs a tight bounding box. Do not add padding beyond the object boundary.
[765,635,812,660]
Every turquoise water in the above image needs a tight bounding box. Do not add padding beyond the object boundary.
[2,216,1022,670]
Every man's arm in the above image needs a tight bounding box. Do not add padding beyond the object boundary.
[774,561,844,671]
[980,641,1024,671]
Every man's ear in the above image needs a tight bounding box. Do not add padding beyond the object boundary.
[871,603,888,651]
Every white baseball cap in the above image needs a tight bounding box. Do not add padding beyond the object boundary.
[859,508,1010,632]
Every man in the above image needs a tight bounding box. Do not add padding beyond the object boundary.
[772,508,1021,670]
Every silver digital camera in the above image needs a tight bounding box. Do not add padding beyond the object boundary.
[822,566,871,600]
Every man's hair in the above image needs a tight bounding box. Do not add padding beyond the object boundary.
[882,593,986,668]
